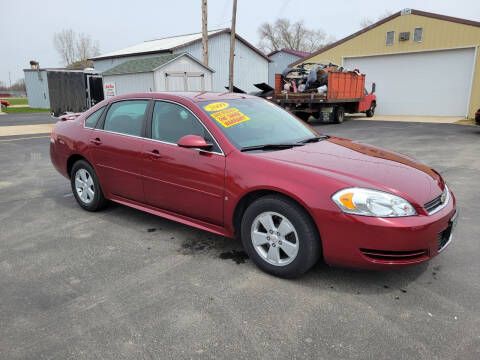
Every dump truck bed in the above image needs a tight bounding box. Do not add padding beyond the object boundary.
[274,71,366,103]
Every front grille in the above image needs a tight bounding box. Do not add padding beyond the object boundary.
[424,195,443,213]
[360,248,428,263]
[438,225,452,251]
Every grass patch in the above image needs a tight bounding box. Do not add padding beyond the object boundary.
[455,118,475,126]
[0,98,28,106]
[4,107,50,114]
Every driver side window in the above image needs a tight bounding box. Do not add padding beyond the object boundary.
[152,101,220,152]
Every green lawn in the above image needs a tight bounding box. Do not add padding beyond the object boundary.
[0,98,28,106]
[4,107,50,113]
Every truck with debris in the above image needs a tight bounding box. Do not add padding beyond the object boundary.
[272,63,377,123]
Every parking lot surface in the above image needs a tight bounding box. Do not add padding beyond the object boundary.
[1,114,479,359]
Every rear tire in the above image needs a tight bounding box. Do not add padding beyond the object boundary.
[70,160,107,211]
[240,195,321,278]
[334,107,345,123]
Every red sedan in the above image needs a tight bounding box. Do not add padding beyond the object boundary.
[50,92,457,277]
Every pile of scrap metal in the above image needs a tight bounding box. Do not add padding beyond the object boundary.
[281,62,360,95]
[225,83,274,99]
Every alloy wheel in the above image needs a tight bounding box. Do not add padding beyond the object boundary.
[250,211,299,266]
[74,169,95,204]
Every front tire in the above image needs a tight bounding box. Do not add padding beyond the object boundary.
[295,112,311,122]
[70,160,107,211]
[334,107,345,123]
[366,104,375,117]
[240,195,321,278]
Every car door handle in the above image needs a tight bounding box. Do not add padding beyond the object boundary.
[90,138,102,145]
[146,149,163,159]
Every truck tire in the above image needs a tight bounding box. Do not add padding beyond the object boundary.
[295,112,311,122]
[334,107,345,124]
[366,104,375,118]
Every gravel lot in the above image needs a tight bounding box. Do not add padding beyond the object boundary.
[1,115,479,359]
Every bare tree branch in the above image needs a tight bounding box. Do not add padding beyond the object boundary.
[359,10,394,28]
[257,18,334,54]
[53,29,76,66]
[53,29,100,68]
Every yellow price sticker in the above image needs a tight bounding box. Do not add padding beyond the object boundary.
[210,108,250,128]
[204,102,229,112]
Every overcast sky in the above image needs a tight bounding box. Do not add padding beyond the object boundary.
[1,0,479,84]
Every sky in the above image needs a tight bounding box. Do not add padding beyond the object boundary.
[1,0,480,85]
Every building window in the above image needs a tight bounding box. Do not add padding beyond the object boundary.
[386,31,395,45]
[414,27,423,42]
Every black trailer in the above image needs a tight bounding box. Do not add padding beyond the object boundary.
[47,70,104,116]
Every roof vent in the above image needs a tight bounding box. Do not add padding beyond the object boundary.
[401,8,411,15]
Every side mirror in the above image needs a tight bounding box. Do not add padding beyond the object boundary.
[371,82,376,94]
[177,134,212,150]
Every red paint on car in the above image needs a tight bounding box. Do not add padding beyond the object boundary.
[50,92,457,276]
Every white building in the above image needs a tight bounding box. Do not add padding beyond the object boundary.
[102,53,214,96]
[91,29,270,93]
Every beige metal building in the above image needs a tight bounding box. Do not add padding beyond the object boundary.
[291,9,480,118]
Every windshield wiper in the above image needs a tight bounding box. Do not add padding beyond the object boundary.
[298,135,330,144]
[240,143,304,152]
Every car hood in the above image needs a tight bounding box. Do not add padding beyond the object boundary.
[256,137,444,206]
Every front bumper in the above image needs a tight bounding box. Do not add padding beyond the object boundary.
[316,192,457,270]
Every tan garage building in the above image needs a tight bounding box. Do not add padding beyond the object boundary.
[290,9,480,118]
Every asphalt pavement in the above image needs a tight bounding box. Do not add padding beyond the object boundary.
[0,112,55,127]
[1,114,479,359]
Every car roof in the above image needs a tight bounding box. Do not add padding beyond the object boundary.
[108,92,258,103]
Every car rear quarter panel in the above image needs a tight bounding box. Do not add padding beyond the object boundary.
[50,118,92,178]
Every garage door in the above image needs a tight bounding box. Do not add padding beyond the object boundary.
[343,48,476,116]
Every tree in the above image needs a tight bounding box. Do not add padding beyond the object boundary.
[75,33,100,64]
[53,29,100,67]
[0,79,26,92]
[257,18,334,54]
[53,29,76,66]
[359,11,394,28]
[11,79,26,92]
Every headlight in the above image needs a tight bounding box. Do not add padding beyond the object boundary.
[332,188,417,217]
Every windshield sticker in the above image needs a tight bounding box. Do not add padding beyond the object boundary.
[211,108,250,128]
[204,102,229,112]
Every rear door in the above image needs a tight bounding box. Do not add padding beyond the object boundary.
[88,99,150,202]
[140,100,225,225]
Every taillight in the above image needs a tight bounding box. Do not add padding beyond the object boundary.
[50,127,55,143]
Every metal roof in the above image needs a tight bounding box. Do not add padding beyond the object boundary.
[90,28,271,62]
[102,53,214,76]
[92,29,225,60]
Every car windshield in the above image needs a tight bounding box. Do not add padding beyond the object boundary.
[199,98,319,150]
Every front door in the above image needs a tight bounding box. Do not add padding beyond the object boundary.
[88,99,149,202]
[141,100,225,225]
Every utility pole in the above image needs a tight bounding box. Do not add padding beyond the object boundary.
[8,71,11,89]
[228,0,237,92]
[201,0,208,66]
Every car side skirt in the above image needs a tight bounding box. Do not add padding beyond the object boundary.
[109,195,233,239]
